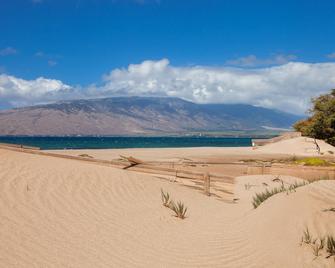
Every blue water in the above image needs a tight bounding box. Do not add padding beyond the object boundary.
[0,136,252,150]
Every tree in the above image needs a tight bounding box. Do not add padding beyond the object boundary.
[294,89,335,146]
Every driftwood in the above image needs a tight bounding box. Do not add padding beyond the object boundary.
[120,155,145,169]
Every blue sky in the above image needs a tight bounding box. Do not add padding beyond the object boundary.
[1,0,335,113]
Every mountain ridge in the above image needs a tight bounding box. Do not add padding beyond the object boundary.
[0,96,302,136]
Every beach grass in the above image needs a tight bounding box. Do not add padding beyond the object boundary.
[301,228,335,259]
[161,189,171,207]
[170,200,188,219]
[252,181,308,208]
[161,190,188,219]
[327,236,335,257]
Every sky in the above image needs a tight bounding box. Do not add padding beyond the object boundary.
[1,0,335,114]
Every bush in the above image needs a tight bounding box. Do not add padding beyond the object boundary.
[295,157,333,166]
[294,89,335,146]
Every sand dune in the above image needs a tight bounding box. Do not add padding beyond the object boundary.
[0,148,334,267]
[256,137,335,156]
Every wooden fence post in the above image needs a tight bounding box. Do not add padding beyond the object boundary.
[204,172,210,196]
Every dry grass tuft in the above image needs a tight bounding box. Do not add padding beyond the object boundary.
[161,189,188,219]
[170,200,188,219]
[301,228,335,260]
[301,227,313,244]
[161,189,171,207]
[326,236,335,257]
[312,238,325,257]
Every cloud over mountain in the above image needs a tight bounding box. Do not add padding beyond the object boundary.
[0,74,74,107]
[100,59,335,114]
[1,59,335,114]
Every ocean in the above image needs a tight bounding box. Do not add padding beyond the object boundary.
[0,136,253,150]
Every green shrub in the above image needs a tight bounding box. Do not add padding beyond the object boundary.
[295,157,333,166]
[294,89,335,146]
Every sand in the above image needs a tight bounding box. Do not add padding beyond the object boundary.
[0,137,335,267]
[49,137,335,163]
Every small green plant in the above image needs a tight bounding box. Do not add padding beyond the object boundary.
[326,236,335,257]
[252,188,280,208]
[170,201,188,219]
[286,181,308,194]
[161,189,171,207]
[161,190,188,219]
[252,181,308,208]
[295,157,334,166]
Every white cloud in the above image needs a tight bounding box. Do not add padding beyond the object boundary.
[100,59,335,114]
[1,59,335,114]
[226,54,297,67]
[0,74,74,107]
[0,47,17,56]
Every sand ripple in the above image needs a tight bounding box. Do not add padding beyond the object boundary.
[0,149,334,267]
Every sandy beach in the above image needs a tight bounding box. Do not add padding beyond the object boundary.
[1,137,335,267]
[49,136,335,162]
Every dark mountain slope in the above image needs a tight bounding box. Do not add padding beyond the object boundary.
[0,97,302,136]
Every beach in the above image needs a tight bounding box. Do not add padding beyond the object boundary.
[0,137,335,267]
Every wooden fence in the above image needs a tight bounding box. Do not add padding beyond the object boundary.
[1,142,334,196]
[0,144,233,196]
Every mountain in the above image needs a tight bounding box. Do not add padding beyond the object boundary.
[0,97,302,136]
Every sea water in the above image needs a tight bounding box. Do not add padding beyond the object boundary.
[0,136,253,150]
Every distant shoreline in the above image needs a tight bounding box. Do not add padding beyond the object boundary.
[0,136,256,150]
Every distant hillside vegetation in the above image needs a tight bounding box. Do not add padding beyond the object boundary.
[0,97,302,136]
